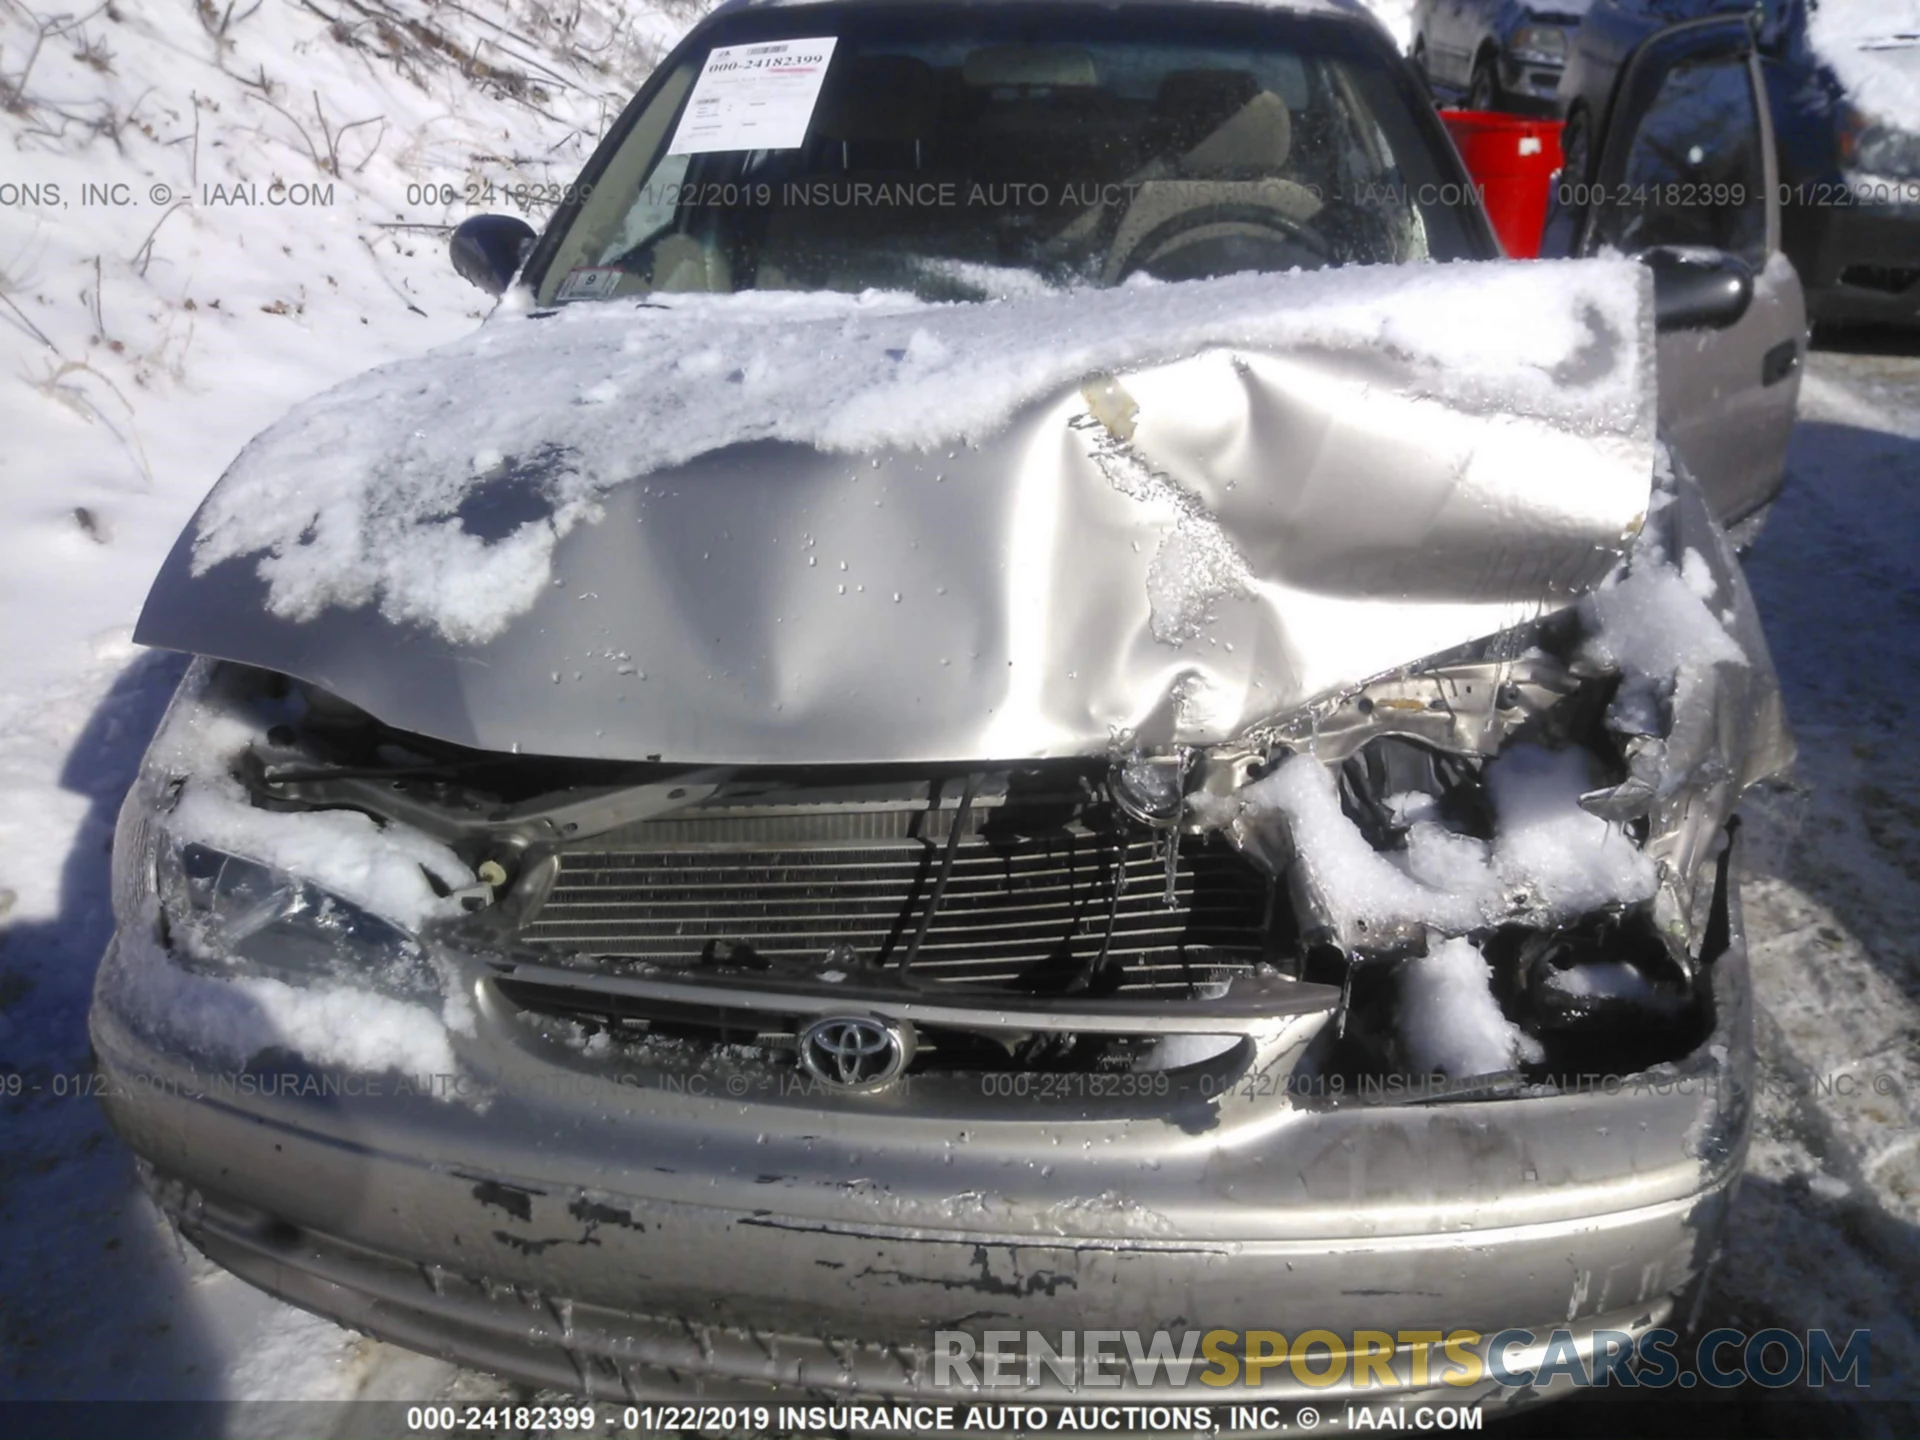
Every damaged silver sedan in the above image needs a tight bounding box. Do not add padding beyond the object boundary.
[92,0,1799,1418]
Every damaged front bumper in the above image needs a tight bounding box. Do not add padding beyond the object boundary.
[92,460,1785,1414]
[89,456,1785,1412]
[91,889,1755,1408]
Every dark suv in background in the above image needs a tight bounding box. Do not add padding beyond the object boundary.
[1559,0,1920,328]
[1412,0,1595,111]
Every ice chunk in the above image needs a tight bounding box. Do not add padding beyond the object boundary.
[1400,821,1496,902]
[1243,742,1655,943]
[1244,754,1491,937]
[1583,561,1745,681]
[1484,743,1659,920]
[1385,791,1442,827]
[1085,433,1255,644]
[1397,937,1539,1078]
[1539,960,1656,1002]
[1679,546,1717,601]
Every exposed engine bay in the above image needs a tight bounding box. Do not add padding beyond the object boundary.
[132,460,1783,1100]
[116,257,1790,1104]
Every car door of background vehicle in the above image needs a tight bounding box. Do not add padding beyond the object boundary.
[1428,0,1477,88]
[1565,0,1656,129]
[1583,14,1805,524]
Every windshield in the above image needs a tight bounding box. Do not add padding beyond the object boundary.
[532,3,1484,305]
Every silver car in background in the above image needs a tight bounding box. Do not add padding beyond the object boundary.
[1413,0,1596,114]
[92,0,1802,1418]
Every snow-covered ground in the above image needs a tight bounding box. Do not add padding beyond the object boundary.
[0,0,1914,1432]
[0,0,694,1411]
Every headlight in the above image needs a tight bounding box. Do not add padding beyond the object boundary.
[1852,118,1920,181]
[1111,752,1188,828]
[154,837,441,1000]
[1511,25,1567,63]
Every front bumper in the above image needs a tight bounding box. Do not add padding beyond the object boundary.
[90,898,1757,1410]
[1498,51,1567,115]
[1789,196,1920,327]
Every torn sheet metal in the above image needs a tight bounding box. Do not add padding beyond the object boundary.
[137,266,1655,765]
[1581,465,1795,954]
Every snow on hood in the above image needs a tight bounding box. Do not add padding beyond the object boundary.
[1810,0,1920,134]
[140,259,1657,765]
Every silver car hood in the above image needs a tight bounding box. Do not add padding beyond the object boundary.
[137,265,1656,764]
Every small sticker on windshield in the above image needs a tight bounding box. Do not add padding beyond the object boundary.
[667,37,839,156]
[555,266,625,302]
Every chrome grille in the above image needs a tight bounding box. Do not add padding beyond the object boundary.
[519,816,1271,998]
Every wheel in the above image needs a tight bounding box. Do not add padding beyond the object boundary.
[1468,54,1501,111]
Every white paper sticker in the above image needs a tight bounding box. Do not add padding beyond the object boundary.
[555,266,625,301]
[667,37,839,156]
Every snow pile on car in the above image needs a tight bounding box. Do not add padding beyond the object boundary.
[1397,938,1542,1077]
[101,660,479,1080]
[1808,1,1920,138]
[106,927,467,1079]
[1240,742,1659,943]
[188,258,1655,646]
[1206,447,1785,1080]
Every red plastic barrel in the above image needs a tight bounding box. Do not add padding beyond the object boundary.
[1439,110,1564,260]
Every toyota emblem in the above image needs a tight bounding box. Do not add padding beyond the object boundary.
[797,1014,913,1089]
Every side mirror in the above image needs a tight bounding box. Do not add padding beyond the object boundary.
[450,214,537,296]
[1641,246,1754,332]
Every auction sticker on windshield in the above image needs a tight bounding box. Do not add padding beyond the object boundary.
[667,38,839,155]
[554,266,625,301]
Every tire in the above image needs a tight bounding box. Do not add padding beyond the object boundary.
[1468,54,1501,112]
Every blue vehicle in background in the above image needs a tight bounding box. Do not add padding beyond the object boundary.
[1557,0,1920,328]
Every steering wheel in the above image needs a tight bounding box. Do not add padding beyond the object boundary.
[1113,202,1333,283]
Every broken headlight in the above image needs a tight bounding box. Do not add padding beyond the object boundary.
[153,839,440,1001]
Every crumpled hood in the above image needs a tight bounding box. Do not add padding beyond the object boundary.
[137,261,1656,764]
